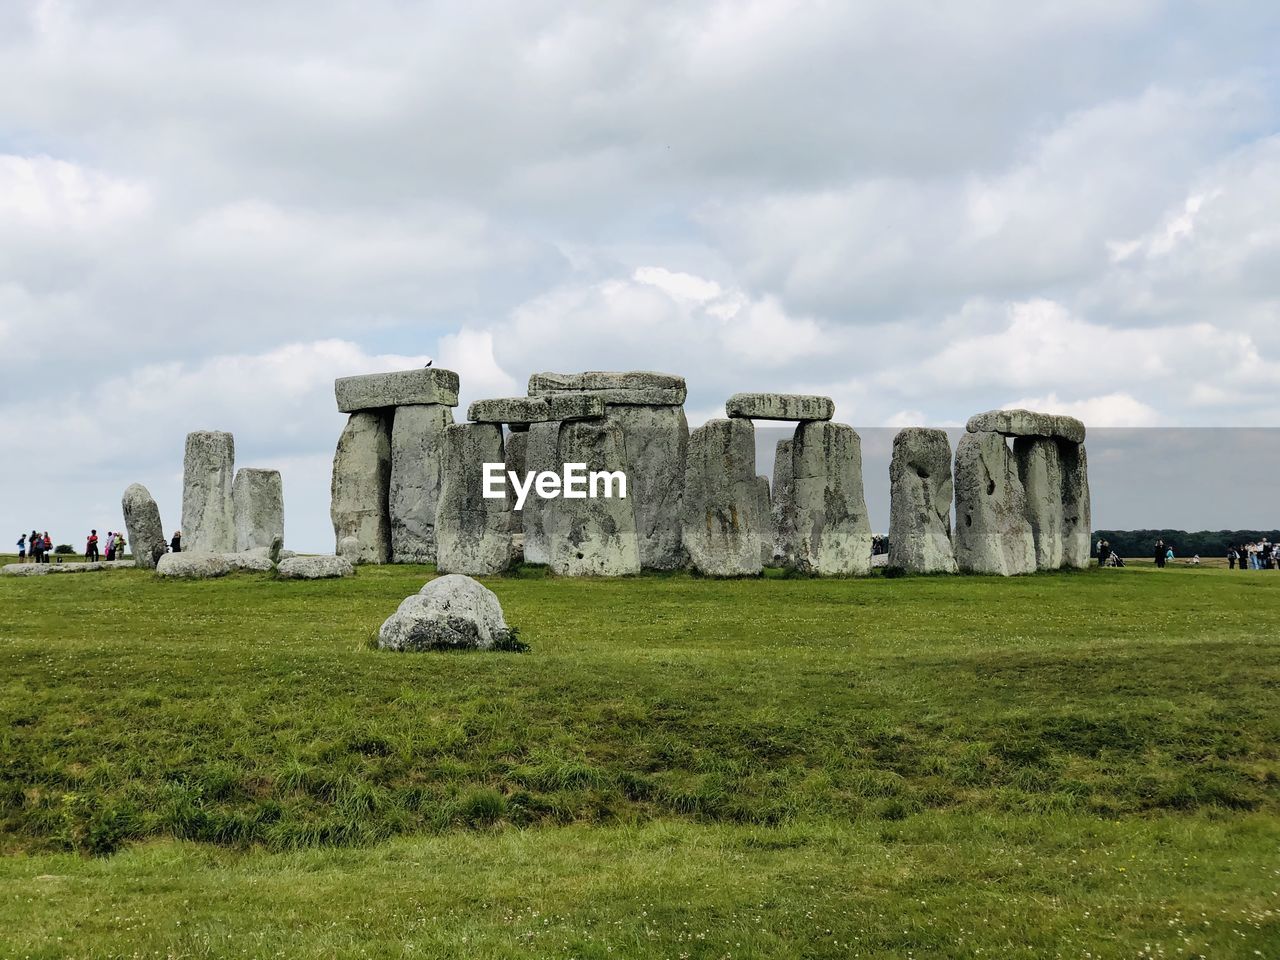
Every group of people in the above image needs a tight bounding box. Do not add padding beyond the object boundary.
[15,529,183,563]
[15,531,53,563]
[1094,540,1125,567]
[1228,540,1278,570]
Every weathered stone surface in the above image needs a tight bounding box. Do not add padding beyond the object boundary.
[504,429,528,541]
[156,552,234,579]
[888,429,958,574]
[725,393,835,422]
[543,418,641,576]
[377,574,513,652]
[277,555,355,579]
[953,431,1036,576]
[965,409,1085,443]
[528,371,686,406]
[770,438,795,567]
[1013,437,1065,571]
[608,404,689,570]
[680,419,763,576]
[226,552,275,573]
[519,421,559,566]
[331,412,392,564]
[122,482,167,570]
[233,468,284,553]
[435,423,515,576]
[756,475,773,566]
[182,431,236,554]
[467,395,604,424]
[335,368,459,413]
[1060,442,1091,569]
[389,404,453,564]
[338,536,361,563]
[786,421,873,575]
[3,561,134,576]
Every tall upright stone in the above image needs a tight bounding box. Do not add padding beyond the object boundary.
[504,428,529,544]
[607,405,688,570]
[435,423,514,576]
[520,421,559,565]
[771,438,795,567]
[543,418,641,577]
[1013,437,1065,571]
[888,428,957,574]
[786,421,873,576]
[528,372,689,571]
[953,431,1036,576]
[1060,442,1091,569]
[389,404,454,563]
[755,475,773,566]
[122,483,167,570]
[233,468,284,553]
[680,419,762,577]
[331,412,392,564]
[182,431,236,554]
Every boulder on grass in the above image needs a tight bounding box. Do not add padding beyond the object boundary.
[377,574,513,652]
[156,553,234,578]
[277,556,355,580]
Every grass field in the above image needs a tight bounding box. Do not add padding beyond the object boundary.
[1,560,1277,957]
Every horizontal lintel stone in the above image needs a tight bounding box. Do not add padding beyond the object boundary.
[965,409,1085,443]
[335,368,459,412]
[467,395,605,424]
[528,371,687,406]
[725,393,834,422]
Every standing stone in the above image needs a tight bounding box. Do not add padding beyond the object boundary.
[953,431,1036,576]
[756,475,773,566]
[182,431,236,554]
[389,404,454,563]
[233,468,284,553]
[787,421,873,576]
[121,483,167,570]
[888,429,958,574]
[771,438,795,567]
[543,418,641,576]
[505,429,529,543]
[331,412,392,564]
[1013,437,1065,571]
[520,421,558,566]
[680,419,762,577]
[1060,442,1091,569]
[607,405,689,570]
[435,423,514,576]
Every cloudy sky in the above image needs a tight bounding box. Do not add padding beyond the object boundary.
[2,0,1278,551]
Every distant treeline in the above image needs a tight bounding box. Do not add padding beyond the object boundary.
[1093,529,1280,558]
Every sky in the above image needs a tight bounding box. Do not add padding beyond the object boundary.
[2,0,1279,551]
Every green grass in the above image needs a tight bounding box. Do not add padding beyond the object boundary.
[1,562,1278,956]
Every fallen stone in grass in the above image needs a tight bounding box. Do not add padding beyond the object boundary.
[377,574,521,652]
[156,553,235,578]
[276,556,355,579]
[2,560,136,576]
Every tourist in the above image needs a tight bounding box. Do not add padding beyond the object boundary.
[1165,545,1175,564]
[86,529,99,563]
[104,531,115,562]
[1228,545,1238,569]
[114,532,126,559]
[1098,540,1112,566]
[171,530,182,553]
[1153,539,1165,568]
[16,534,26,563]
[41,532,52,563]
